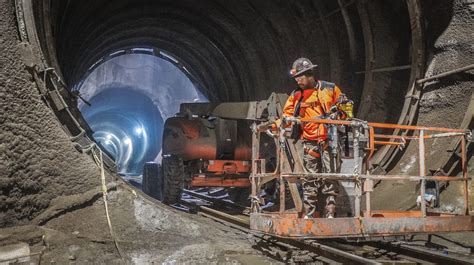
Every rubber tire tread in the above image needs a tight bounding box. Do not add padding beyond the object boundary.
[142,162,163,201]
[162,156,184,204]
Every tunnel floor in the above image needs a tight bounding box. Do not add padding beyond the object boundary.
[3,179,474,263]
[1,181,283,264]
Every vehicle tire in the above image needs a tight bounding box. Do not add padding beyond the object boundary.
[162,156,184,204]
[142,162,163,201]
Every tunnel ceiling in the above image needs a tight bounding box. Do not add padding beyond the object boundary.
[30,0,431,173]
[37,0,416,122]
[31,0,473,174]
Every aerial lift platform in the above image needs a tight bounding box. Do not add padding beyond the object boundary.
[249,113,473,238]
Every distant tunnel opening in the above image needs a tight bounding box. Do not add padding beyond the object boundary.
[75,51,207,175]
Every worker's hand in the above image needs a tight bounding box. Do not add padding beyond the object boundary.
[336,96,354,120]
[269,119,281,131]
[337,93,350,104]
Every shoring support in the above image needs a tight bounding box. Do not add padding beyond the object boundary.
[416,64,474,84]
[419,130,426,217]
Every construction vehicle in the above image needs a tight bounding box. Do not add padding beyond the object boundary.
[143,93,474,238]
[161,115,254,204]
[142,95,282,204]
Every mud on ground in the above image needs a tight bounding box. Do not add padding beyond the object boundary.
[1,183,282,264]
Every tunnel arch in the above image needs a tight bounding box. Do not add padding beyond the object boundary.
[75,50,208,174]
[3,0,472,225]
[35,1,418,101]
[32,0,429,170]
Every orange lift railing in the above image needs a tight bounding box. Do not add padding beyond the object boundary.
[249,117,473,238]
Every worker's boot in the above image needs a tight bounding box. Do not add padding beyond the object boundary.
[324,196,336,218]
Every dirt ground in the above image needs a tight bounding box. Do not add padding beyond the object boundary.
[1,182,282,264]
[3,181,474,264]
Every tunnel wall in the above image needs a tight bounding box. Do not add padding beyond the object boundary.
[0,0,101,226]
[387,0,473,176]
[1,0,472,226]
[372,0,474,211]
[42,0,413,106]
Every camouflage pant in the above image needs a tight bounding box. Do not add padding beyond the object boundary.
[302,140,340,217]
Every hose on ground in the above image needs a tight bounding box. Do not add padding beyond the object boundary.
[88,144,126,264]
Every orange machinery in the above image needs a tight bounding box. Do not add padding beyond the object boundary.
[150,93,285,204]
[162,116,252,189]
[147,92,473,239]
[250,116,473,238]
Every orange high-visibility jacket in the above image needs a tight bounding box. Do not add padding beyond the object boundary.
[276,80,342,141]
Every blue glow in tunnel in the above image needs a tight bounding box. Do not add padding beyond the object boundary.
[81,87,163,174]
[77,52,208,175]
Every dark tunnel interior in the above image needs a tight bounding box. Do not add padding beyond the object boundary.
[39,0,415,110]
[35,0,419,172]
[2,0,472,228]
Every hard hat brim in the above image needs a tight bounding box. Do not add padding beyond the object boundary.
[291,64,318,77]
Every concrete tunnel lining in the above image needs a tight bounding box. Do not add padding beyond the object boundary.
[2,0,473,237]
[40,0,472,170]
[40,0,423,168]
[39,0,415,105]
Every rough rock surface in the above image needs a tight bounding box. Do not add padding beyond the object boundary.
[372,0,473,211]
[0,0,100,226]
[1,187,281,264]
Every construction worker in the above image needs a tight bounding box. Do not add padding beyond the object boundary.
[274,58,351,218]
